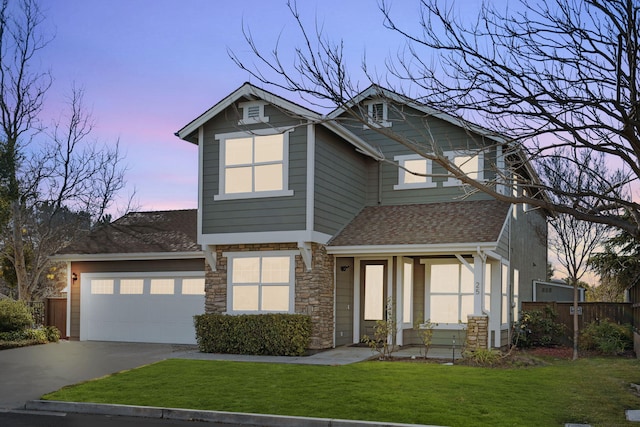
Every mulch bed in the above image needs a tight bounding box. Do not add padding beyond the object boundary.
[379,346,636,367]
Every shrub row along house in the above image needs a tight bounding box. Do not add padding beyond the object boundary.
[52,83,548,349]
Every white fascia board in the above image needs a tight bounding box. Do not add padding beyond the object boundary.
[176,83,321,141]
[200,230,333,246]
[321,121,383,160]
[533,280,583,290]
[197,126,204,246]
[497,205,512,249]
[326,242,497,256]
[49,251,205,262]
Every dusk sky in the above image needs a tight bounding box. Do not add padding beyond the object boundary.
[37,0,448,214]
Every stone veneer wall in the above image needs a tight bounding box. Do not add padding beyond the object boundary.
[466,315,489,350]
[204,242,334,350]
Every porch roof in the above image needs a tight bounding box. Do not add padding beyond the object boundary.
[327,200,510,248]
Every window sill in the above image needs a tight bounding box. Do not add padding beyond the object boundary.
[363,121,392,130]
[214,189,294,201]
[237,117,270,125]
[442,179,485,187]
[393,183,438,190]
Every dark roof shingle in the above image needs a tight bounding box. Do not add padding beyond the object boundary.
[328,200,510,247]
[57,209,200,255]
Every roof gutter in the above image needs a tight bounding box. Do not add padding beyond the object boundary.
[326,242,498,256]
[49,251,205,262]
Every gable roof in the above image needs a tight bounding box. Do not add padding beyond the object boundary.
[328,200,510,251]
[327,85,507,144]
[175,82,383,160]
[53,209,201,260]
[328,85,547,203]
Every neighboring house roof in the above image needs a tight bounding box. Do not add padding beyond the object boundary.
[175,82,383,160]
[328,200,510,248]
[53,209,201,260]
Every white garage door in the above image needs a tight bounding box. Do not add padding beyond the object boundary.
[80,271,205,344]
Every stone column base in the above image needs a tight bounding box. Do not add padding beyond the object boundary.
[466,315,489,350]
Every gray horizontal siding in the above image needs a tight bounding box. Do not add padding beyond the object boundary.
[340,104,499,206]
[201,100,307,235]
[314,126,369,236]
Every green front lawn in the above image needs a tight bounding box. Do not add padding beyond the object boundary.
[44,357,640,427]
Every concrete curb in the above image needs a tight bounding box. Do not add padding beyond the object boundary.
[26,400,447,427]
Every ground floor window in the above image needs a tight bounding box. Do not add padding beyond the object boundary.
[225,251,297,314]
[423,259,474,324]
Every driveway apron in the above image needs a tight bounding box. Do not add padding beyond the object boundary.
[0,341,176,410]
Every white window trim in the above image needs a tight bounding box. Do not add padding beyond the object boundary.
[214,128,294,201]
[393,154,437,190]
[442,150,485,187]
[363,100,391,129]
[421,258,474,327]
[238,101,269,125]
[224,250,298,315]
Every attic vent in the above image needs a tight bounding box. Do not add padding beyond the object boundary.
[364,100,391,129]
[247,105,260,118]
[238,101,269,125]
[371,103,384,122]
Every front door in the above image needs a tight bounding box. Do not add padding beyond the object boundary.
[360,260,388,340]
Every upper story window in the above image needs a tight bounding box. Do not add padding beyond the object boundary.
[214,129,294,201]
[364,100,391,128]
[238,101,269,125]
[394,151,484,190]
[443,151,484,186]
[393,154,436,190]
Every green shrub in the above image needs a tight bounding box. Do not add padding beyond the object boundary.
[43,325,60,342]
[579,319,632,355]
[413,316,435,359]
[513,307,564,348]
[0,327,49,349]
[362,298,398,360]
[194,313,311,356]
[0,299,34,332]
[462,348,502,366]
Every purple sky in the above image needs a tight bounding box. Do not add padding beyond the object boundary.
[38,0,437,213]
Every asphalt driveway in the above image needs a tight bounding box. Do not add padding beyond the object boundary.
[0,341,180,410]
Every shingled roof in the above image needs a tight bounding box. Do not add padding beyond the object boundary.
[328,200,510,247]
[57,209,200,255]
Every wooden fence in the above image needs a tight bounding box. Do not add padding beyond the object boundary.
[521,302,633,345]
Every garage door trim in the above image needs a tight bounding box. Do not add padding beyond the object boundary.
[80,271,205,343]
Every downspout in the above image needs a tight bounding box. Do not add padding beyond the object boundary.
[378,161,382,205]
[508,209,513,345]
[66,261,72,339]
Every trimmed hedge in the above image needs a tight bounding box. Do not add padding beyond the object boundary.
[194,313,311,356]
[0,326,60,350]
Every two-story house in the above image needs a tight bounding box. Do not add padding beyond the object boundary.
[54,82,547,349]
[174,82,547,350]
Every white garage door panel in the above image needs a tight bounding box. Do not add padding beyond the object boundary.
[81,272,205,344]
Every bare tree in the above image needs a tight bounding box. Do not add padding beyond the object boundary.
[231,0,640,238]
[0,0,127,301]
[538,150,613,359]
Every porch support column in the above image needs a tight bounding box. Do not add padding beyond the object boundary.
[395,256,403,346]
[473,252,486,315]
